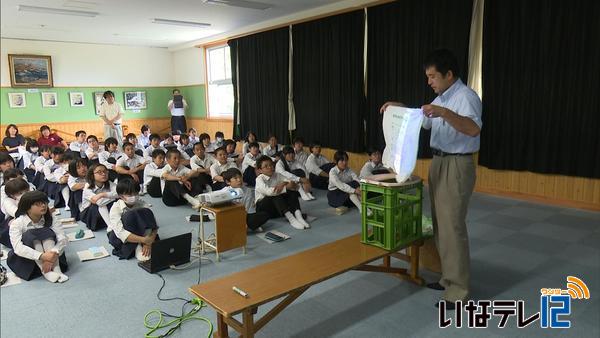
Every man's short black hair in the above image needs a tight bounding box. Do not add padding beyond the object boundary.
[423,49,460,78]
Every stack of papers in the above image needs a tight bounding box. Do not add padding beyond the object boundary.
[77,246,110,261]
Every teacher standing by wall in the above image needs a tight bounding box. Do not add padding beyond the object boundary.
[168,89,187,133]
[99,90,124,146]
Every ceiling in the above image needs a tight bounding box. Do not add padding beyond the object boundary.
[0,0,348,48]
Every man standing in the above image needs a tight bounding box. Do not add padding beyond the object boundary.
[168,89,188,134]
[99,90,124,146]
[380,49,482,310]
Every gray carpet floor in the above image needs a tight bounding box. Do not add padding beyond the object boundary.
[1,188,598,338]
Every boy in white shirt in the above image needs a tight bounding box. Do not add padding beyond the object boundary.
[138,125,151,148]
[144,133,167,162]
[161,149,203,208]
[242,142,261,187]
[359,148,391,179]
[275,146,315,201]
[143,149,166,197]
[115,142,146,184]
[69,130,88,158]
[98,137,123,182]
[210,147,238,190]
[222,168,269,232]
[254,156,309,230]
[292,137,309,165]
[305,142,335,190]
[328,150,362,213]
[189,142,214,192]
[262,134,283,159]
[84,135,103,164]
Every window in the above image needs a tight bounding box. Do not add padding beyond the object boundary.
[206,44,234,118]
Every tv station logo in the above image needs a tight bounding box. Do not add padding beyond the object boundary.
[439,276,590,329]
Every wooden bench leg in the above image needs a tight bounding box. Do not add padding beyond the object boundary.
[215,313,229,338]
[409,244,425,285]
[242,308,255,338]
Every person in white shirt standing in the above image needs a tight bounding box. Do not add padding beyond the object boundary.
[168,89,188,134]
[98,91,124,147]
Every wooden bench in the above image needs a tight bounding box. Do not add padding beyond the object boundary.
[189,233,425,337]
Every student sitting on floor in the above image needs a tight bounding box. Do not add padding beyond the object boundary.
[189,142,214,192]
[210,147,238,191]
[22,140,39,182]
[69,130,88,159]
[188,128,199,145]
[179,133,194,158]
[143,149,166,197]
[225,139,239,159]
[108,178,158,261]
[255,156,310,230]
[143,133,166,162]
[199,133,212,153]
[115,142,147,184]
[359,148,391,179]
[161,148,203,209]
[242,131,259,156]
[84,135,103,166]
[138,124,151,149]
[42,147,69,205]
[160,133,175,149]
[32,145,50,189]
[262,134,282,160]
[0,178,31,248]
[7,190,68,282]
[305,141,335,190]
[222,168,269,232]
[67,158,88,220]
[276,146,315,201]
[50,152,75,210]
[292,137,309,165]
[241,142,261,187]
[328,150,362,213]
[99,137,123,182]
[0,151,16,186]
[81,163,117,231]
[126,133,145,157]
[210,131,225,151]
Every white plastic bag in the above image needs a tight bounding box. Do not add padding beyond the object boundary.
[382,106,424,183]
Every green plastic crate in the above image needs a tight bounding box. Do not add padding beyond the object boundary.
[360,177,423,251]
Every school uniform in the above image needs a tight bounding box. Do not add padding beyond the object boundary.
[85,145,104,165]
[295,149,309,166]
[275,159,308,182]
[81,182,117,231]
[189,136,200,145]
[359,161,389,178]
[241,153,260,187]
[255,173,301,219]
[305,154,335,190]
[49,165,71,208]
[189,154,215,188]
[32,156,49,189]
[220,186,268,231]
[107,199,159,260]
[69,141,88,158]
[161,164,203,206]
[7,215,68,281]
[262,144,283,159]
[67,175,86,220]
[42,160,64,199]
[143,145,167,162]
[242,142,260,156]
[99,150,123,182]
[143,162,165,197]
[0,195,19,248]
[208,140,225,152]
[138,134,150,148]
[327,166,360,208]
[115,154,146,182]
[179,143,194,158]
[210,161,238,190]
[22,151,39,182]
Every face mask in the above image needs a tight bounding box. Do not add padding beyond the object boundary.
[216,137,223,143]
[124,195,138,204]
[30,147,39,153]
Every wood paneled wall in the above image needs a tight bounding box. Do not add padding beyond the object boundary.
[2,119,599,211]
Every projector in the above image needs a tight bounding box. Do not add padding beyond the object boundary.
[196,187,244,206]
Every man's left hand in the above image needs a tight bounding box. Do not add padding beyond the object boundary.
[422,104,447,119]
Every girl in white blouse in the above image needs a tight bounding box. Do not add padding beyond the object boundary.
[67,158,88,220]
[327,150,362,212]
[81,163,118,231]
[7,191,68,282]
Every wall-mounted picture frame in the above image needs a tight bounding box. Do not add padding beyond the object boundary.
[124,91,147,110]
[8,92,27,108]
[41,92,58,107]
[69,92,85,107]
[94,91,105,115]
[8,54,54,88]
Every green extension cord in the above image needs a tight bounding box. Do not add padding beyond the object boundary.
[144,298,213,338]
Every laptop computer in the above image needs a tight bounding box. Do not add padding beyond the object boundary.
[138,233,192,274]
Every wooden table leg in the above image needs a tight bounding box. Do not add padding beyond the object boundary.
[242,308,255,338]
[383,255,391,267]
[409,244,424,285]
[215,313,229,338]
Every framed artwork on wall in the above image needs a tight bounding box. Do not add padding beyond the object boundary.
[94,91,105,115]
[8,92,26,108]
[69,92,85,107]
[8,54,54,88]
[124,91,147,110]
[41,92,58,107]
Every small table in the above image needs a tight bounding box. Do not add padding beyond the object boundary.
[198,203,247,261]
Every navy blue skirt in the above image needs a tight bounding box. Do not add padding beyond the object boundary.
[327,181,360,208]
[0,216,13,248]
[80,201,114,231]
[68,189,83,220]
[108,208,159,260]
[7,227,69,281]
[51,184,68,208]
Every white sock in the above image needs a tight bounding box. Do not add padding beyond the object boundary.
[183,193,200,208]
[307,192,316,200]
[294,210,310,228]
[61,187,70,210]
[99,206,111,225]
[285,212,304,230]
[298,186,311,201]
[349,194,362,213]
[35,240,60,283]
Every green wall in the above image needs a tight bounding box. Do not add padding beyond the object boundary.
[0,85,206,124]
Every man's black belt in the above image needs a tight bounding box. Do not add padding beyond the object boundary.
[431,148,474,157]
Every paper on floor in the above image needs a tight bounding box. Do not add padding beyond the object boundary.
[77,246,110,262]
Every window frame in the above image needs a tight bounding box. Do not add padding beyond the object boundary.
[204,43,234,120]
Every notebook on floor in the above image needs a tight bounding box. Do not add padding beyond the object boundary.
[138,233,191,274]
